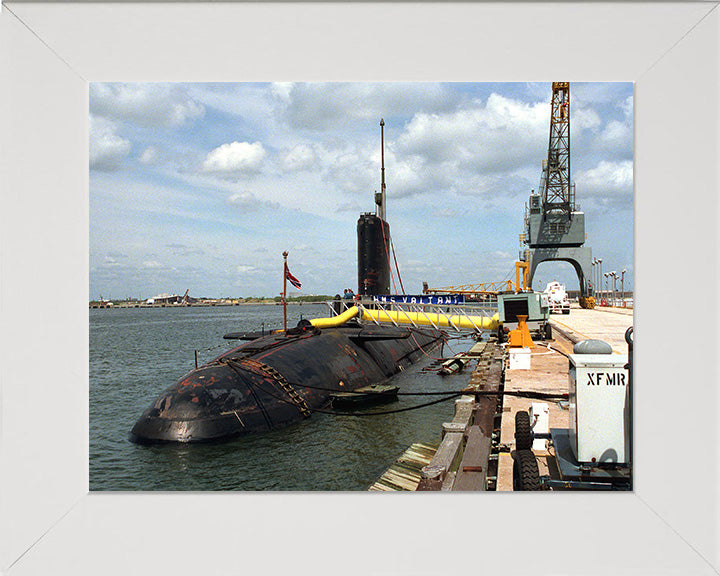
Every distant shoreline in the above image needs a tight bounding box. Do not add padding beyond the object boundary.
[89,300,330,309]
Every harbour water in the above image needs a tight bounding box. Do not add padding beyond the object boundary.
[90,304,475,491]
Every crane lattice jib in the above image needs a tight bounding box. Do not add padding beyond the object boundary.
[542,81,572,216]
[424,280,514,295]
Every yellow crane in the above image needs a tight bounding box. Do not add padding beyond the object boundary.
[423,261,530,297]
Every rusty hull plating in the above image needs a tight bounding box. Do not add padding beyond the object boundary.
[130,322,443,444]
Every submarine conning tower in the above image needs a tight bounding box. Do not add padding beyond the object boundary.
[358,118,391,296]
[357,213,391,296]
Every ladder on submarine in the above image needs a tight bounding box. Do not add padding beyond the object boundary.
[237,358,312,418]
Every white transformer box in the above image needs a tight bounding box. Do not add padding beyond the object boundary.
[508,347,531,370]
[569,354,630,464]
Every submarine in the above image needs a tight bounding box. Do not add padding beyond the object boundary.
[130,316,443,443]
[130,119,445,444]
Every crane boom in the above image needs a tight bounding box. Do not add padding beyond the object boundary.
[541,82,573,216]
[423,262,529,296]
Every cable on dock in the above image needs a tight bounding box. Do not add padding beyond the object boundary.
[547,345,570,358]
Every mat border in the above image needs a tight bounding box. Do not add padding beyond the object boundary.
[1,2,718,575]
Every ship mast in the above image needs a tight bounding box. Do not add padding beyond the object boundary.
[376,118,387,222]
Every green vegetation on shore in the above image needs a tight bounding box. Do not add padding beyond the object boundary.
[90,295,336,307]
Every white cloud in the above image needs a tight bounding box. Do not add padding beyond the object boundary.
[142,260,164,269]
[592,95,632,158]
[140,146,158,164]
[277,82,454,130]
[382,152,425,198]
[320,143,380,195]
[186,84,278,127]
[237,265,256,273]
[265,92,550,207]
[572,107,602,131]
[103,255,123,267]
[202,142,266,174]
[271,82,294,103]
[90,83,204,127]
[396,93,547,171]
[282,144,316,171]
[226,191,281,212]
[227,192,260,209]
[599,120,632,151]
[577,160,633,197]
[620,95,633,118]
[165,243,204,256]
[89,116,131,171]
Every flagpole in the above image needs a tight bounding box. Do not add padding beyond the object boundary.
[282,251,288,334]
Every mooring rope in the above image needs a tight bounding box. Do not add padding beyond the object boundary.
[226,359,463,416]
[264,382,462,416]
[390,238,406,295]
[222,357,566,422]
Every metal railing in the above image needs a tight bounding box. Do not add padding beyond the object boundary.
[324,297,498,333]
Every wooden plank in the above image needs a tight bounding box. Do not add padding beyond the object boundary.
[441,471,456,491]
[452,400,474,427]
[370,442,439,491]
[467,341,487,356]
[417,431,464,490]
[451,339,505,491]
[416,477,443,491]
[429,431,464,472]
[416,339,506,492]
[381,470,418,490]
[453,426,492,491]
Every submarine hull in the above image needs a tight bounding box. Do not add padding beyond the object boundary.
[130,323,443,444]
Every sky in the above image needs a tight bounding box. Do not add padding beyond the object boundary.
[89,82,633,300]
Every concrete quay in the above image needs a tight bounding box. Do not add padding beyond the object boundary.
[372,305,634,491]
[548,304,633,353]
[496,306,634,491]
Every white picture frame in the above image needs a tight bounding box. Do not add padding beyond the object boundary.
[1,2,718,574]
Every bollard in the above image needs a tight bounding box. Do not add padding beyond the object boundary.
[573,339,613,355]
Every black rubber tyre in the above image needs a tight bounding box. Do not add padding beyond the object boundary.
[514,410,533,450]
[544,323,552,341]
[513,449,542,491]
[563,308,570,315]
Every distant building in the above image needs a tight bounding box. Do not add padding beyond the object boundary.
[145,293,197,305]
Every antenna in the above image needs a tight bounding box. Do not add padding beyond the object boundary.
[379,119,386,222]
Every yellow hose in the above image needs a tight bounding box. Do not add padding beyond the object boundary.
[309,305,499,331]
[309,305,360,328]
[360,308,499,331]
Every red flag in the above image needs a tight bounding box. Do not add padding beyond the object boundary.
[285,263,302,289]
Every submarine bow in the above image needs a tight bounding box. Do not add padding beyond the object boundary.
[130,321,443,444]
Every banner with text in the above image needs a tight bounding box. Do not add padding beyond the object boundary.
[372,294,466,305]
